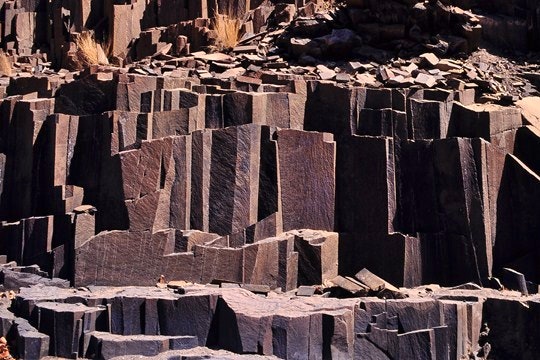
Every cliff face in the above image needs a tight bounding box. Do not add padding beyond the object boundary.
[0,0,539,359]
[2,64,538,290]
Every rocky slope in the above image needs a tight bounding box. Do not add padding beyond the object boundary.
[0,0,539,358]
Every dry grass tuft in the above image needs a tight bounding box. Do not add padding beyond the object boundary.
[212,12,242,51]
[75,32,110,68]
[76,32,99,66]
[0,52,12,76]
[317,0,338,13]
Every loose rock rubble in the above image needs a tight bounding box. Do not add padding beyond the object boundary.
[0,0,539,359]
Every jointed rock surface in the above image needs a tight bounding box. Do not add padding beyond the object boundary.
[0,0,539,358]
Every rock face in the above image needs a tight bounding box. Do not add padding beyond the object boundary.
[2,74,535,291]
[0,0,539,358]
[0,280,534,360]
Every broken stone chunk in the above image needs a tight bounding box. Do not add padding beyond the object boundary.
[415,73,437,88]
[240,284,271,295]
[420,53,440,67]
[354,268,407,299]
[316,64,336,80]
[327,275,368,298]
[296,286,316,297]
[73,205,97,214]
[502,268,528,295]
[436,59,462,72]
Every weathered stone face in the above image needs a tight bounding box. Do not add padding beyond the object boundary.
[9,282,533,360]
[0,63,532,296]
[1,0,540,358]
[0,65,538,293]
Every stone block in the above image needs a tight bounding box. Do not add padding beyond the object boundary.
[433,138,492,285]
[37,302,104,358]
[449,102,522,141]
[336,135,396,234]
[304,82,363,137]
[190,129,213,232]
[398,329,437,360]
[209,125,261,235]
[290,230,338,286]
[13,318,49,360]
[408,98,451,139]
[157,294,218,345]
[277,129,335,232]
[357,108,407,140]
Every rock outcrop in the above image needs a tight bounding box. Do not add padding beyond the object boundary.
[0,0,539,358]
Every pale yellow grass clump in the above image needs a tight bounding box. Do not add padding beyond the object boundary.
[75,32,109,68]
[0,52,12,76]
[212,13,242,51]
[318,0,335,12]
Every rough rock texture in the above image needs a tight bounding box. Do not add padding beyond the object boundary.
[0,0,539,358]
[0,279,534,360]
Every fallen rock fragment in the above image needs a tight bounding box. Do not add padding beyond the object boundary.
[296,285,316,297]
[316,64,336,80]
[354,268,407,299]
[502,268,529,295]
[327,275,368,298]
[420,52,440,67]
[415,72,437,88]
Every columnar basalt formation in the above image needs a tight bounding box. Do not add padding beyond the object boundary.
[0,273,538,360]
[0,0,538,358]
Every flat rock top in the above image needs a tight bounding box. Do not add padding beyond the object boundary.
[516,96,540,113]
[36,301,102,312]
[17,285,178,303]
[219,287,358,317]
[516,96,540,127]
[109,347,279,359]
[403,284,540,302]
[91,331,195,341]
[464,102,515,112]
[17,282,540,317]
